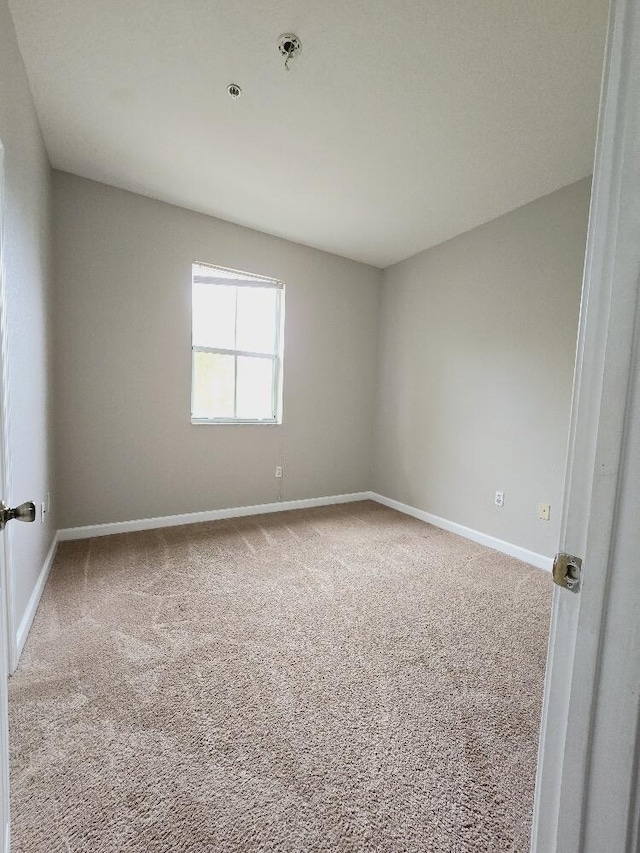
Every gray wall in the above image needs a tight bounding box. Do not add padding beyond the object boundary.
[52,172,589,557]
[0,0,56,636]
[53,172,382,528]
[373,179,591,557]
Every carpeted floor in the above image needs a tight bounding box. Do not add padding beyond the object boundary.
[8,501,552,852]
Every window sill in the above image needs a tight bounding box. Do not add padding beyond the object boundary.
[191,418,282,426]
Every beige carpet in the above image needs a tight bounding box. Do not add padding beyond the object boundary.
[8,501,552,852]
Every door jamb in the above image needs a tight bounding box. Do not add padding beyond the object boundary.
[532,0,640,848]
[0,139,14,852]
[0,143,16,675]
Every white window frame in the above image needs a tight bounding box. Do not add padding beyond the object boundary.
[191,263,284,425]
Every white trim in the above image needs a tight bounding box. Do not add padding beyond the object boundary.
[57,491,551,568]
[0,141,12,842]
[191,271,284,425]
[23,491,549,669]
[190,418,280,425]
[368,492,552,571]
[15,532,58,664]
[0,144,16,676]
[57,492,371,542]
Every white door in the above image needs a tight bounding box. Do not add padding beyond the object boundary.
[532,0,640,849]
[0,142,38,852]
[0,491,35,853]
[0,142,12,852]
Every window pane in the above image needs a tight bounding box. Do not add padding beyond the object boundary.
[236,287,277,354]
[192,282,236,349]
[236,357,274,420]
[192,352,235,419]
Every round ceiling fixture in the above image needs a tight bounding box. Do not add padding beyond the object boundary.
[227,83,242,99]
[278,33,302,69]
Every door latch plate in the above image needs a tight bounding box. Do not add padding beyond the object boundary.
[553,552,582,593]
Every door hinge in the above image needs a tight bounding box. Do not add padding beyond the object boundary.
[553,552,583,593]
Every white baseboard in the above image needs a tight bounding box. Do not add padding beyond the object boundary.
[368,492,553,571]
[17,491,548,665]
[15,532,59,665]
[57,492,372,542]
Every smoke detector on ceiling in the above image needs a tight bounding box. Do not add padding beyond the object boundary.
[278,33,302,70]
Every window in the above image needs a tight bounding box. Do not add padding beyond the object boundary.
[191,263,284,424]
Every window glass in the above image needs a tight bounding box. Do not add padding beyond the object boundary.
[236,357,273,419]
[192,351,235,419]
[192,282,236,350]
[236,287,277,354]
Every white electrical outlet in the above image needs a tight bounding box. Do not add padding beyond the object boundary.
[495,491,504,507]
[538,503,551,521]
[275,466,283,478]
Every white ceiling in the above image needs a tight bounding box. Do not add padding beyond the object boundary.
[9,0,607,267]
